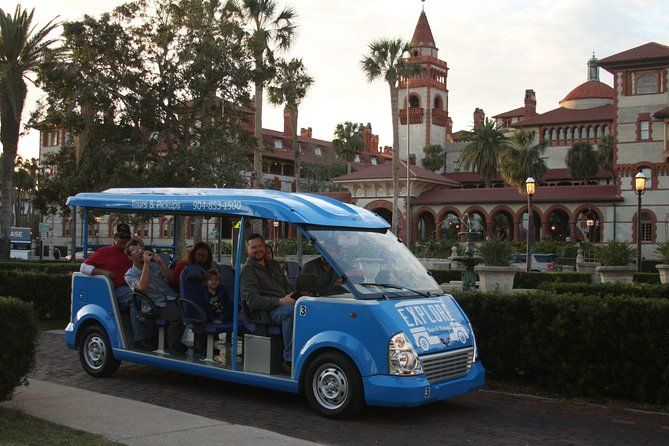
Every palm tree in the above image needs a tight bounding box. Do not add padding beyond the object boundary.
[361,38,416,234]
[597,133,615,186]
[565,141,598,180]
[332,121,365,173]
[233,0,296,189]
[421,144,444,172]
[498,128,547,193]
[459,118,508,188]
[268,58,313,263]
[0,6,59,257]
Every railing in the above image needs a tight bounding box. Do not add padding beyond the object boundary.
[432,109,448,127]
[400,107,424,125]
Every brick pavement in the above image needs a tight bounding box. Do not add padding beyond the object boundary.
[31,332,668,445]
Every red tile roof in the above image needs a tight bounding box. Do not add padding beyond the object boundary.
[560,81,614,103]
[446,168,613,183]
[654,107,669,118]
[514,105,614,127]
[311,191,352,203]
[598,42,669,67]
[414,185,620,205]
[492,107,525,119]
[333,161,460,186]
[411,11,436,49]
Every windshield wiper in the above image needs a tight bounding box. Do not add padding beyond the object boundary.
[357,282,433,298]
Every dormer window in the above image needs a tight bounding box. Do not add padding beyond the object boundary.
[371,157,377,166]
[354,154,361,163]
[274,139,283,149]
[314,146,322,156]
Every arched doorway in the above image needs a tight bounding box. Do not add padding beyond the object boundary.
[466,211,487,237]
[574,207,602,242]
[416,211,436,242]
[491,210,514,240]
[438,211,461,240]
[518,209,541,242]
[373,208,393,226]
[545,208,570,241]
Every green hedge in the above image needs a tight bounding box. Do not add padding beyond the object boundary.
[0,271,71,319]
[513,272,591,289]
[0,261,81,274]
[539,282,669,299]
[429,270,465,284]
[0,297,38,401]
[456,291,669,403]
[634,273,661,284]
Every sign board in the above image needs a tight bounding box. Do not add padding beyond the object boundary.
[39,222,50,233]
[10,227,31,243]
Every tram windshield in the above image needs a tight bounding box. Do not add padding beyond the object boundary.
[307,228,442,299]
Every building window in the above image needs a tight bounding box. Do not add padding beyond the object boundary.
[551,129,557,142]
[574,127,581,139]
[543,129,549,141]
[640,212,653,242]
[640,121,650,140]
[314,146,322,156]
[641,167,652,188]
[354,154,361,163]
[408,94,420,108]
[558,128,564,142]
[371,156,377,166]
[274,139,283,149]
[636,73,658,95]
[566,128,572,140]
[603,125,609,134]
[588,127,595,139]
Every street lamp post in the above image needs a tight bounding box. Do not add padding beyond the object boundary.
[634,172,647,273]
[404,50,412,250]
[273,220,280,241]
[525,177,536,272]
[586,216,595,243]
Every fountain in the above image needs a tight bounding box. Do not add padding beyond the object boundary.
[446,214,483,291]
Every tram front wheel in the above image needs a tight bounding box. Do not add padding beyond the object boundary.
[304,351,364,418]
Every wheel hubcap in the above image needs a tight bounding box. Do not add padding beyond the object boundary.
[313,364,348,410]
[84,335,106,370]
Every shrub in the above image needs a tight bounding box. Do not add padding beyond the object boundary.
[595,240,635,266]
[539,282,669,299]
[430,270,470,284]
[634,273,661,284]
[456,290,669,403]
[268,238,317,257]
[0,297,38,401]
[0,271,71,319]
[656,241,669,264]
[534,240,579,258]
[0,261,81,274]
[413,238,461,259]
[513,272,591,289]
[477,237,514,266]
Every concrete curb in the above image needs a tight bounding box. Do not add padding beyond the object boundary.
[1,379,322,446]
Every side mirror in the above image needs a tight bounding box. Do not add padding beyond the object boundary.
[295,273,318,295]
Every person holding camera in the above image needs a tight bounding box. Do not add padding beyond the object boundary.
[124,238,187,354]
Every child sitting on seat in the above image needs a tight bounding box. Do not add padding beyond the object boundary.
[203,269,233,324]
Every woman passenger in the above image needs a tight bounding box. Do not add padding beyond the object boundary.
[171,241,214,292]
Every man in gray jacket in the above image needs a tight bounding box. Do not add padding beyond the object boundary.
[239,233,296,369]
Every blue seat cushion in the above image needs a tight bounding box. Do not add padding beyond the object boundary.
[267,326,281,336]
[204,321,234,333]
[154,318,167,326]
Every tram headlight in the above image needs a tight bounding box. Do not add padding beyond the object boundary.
[388,332,423,376]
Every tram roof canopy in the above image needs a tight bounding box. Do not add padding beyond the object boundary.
[66,188,390,229]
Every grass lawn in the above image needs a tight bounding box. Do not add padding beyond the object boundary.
[0,408,123,445]
[37,319,68,331]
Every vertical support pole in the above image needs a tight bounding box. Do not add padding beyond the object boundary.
[218,217,223,263]
[82,208,89,259]
[70,207,77,262]
[150,216,154,245]
[231,216,246,371]
[172,215,178,260]
[406,71,412,250]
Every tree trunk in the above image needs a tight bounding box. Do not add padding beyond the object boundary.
[290,107,303,264]
[347,162,352,174]
[484,176,491,189]
[0,93,23,259]
[253,82,263,188]
[193,216,203,242]
[388,82,400,236]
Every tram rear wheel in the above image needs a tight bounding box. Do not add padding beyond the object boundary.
[78,324,121,377]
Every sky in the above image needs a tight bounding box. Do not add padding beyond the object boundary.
[6,0,669,159]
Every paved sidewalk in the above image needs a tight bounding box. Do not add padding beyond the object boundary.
[1,379,321,446]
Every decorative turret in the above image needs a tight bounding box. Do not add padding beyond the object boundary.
[588,53,599,81]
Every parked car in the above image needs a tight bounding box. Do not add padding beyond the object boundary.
[64,249,94,261]
[512,253,563,272]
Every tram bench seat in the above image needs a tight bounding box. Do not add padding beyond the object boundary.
[133,291,170,354]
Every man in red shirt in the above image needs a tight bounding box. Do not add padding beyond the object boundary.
[80,223,149,348]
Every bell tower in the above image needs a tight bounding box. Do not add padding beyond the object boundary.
[398,6,449,167]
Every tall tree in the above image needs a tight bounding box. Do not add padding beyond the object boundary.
[268,57,312,262]
[459,118,508,187]
[597,133,615,185]
[421,144,444,172]
[232,0,296,188]
[498,128,547,193]
[361,38,415,235]
[332,121,365,174]
[565,141,598,180]
[0,6,59,257]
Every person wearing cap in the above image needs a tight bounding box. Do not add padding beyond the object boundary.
[80,223,150,349]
